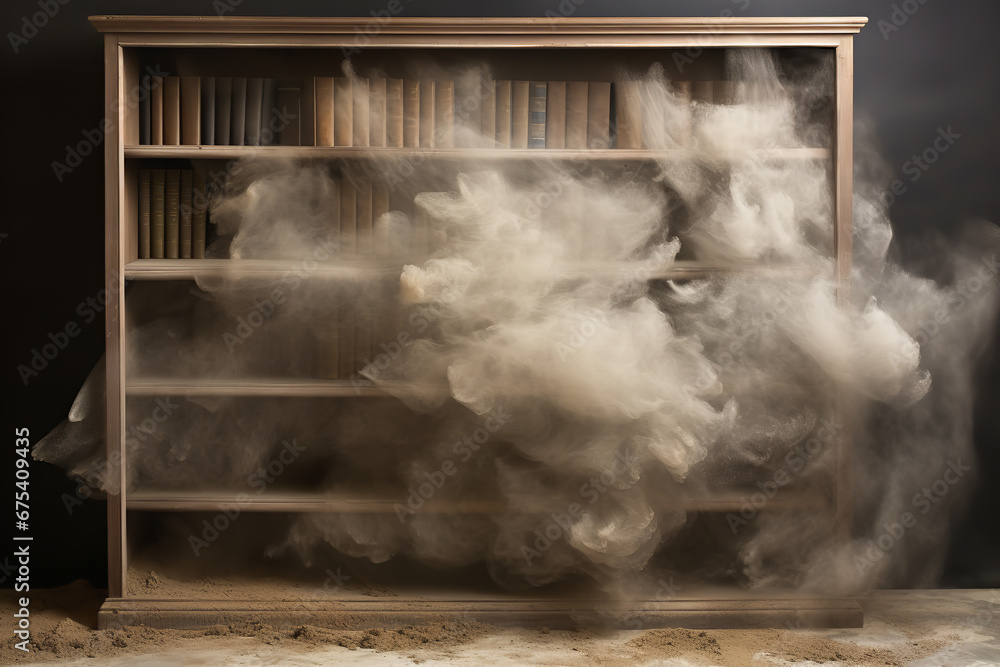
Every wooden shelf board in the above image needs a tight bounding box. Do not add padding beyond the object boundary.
[123,258,825,281]
[98,596,862,630]
[125,489,828,514]
[125,377,405,397]
[124,145,831,161]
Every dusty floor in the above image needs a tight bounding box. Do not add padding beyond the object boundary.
[2,582,998,665]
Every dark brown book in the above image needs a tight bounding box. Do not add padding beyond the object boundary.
[230,77,247,146]
[511,80,529,149]
[276,80,301,146]
[151,169,165,258]
[165,169,180,259]
[481,76,496,145]
[180,170,193,258]
[315,76,334,146]
[214,76,232,146]
[180,75,200,145]
[403,79,420,148]
[163,76,181,146]
[334,77,353,146]
[245,77,263,146]
[139,169,151,258]
[565,81,588,149]
[587,81,611,149]
[386,78,404,148]
[369,77,387,147]
[192,171,207,259]
[545,81,566,149]
[140,75,151,145]
[150,76,163,145]
[353,77,370,147]
[435,80,454,149]
[419,80,435,148]
[200,77,215,145]
[614,81,642,149]
[495,80,512,148]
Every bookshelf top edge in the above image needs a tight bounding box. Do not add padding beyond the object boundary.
[88,16,869,36]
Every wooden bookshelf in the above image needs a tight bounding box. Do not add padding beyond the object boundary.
[94,15,866,630]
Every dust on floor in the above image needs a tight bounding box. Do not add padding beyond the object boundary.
[2,581,998,665]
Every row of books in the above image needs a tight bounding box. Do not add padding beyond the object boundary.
[315,77,738,150]
[138,169,208,259]
[138,76,738,149]
[140,76,300,147]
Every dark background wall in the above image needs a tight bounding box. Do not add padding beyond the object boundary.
[2,0,998,589]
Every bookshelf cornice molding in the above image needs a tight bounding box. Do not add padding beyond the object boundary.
[89,15,868,36]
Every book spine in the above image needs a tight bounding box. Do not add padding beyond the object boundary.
[140,75,151,145]
[245,77,263,146]
[355,179,373,375]
[151,169,165,259]
[372,181,390,255]
[495,80,512,148]
[352,77,370,147]
[528,81,547,149]
[315,76,334,146]
[215,77,232,146]
[403,79,420,148]
[545,81,566,149]
[419,80,435,148]
[334,77,353,147]
[386,78,404,148]
[165,169,180,259]
[163,76,181,146]
[511,80,529,149]
[261,78,277,145]
[180,75,200,145]
[139,169,151,258]
[230,77,247,146]
[587,81,611,149]
[276,80,301,146]
[180,169,193,258]
[435,80,454,149]
[454,74,481,147]
[200,77,215,145]
[369,77,387,147]
[614,81,642,149]
[481,76,496,146]
[192,172,207,259]
[564,81,588,149]
[151,76,163,145]
[338,180,357,379]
